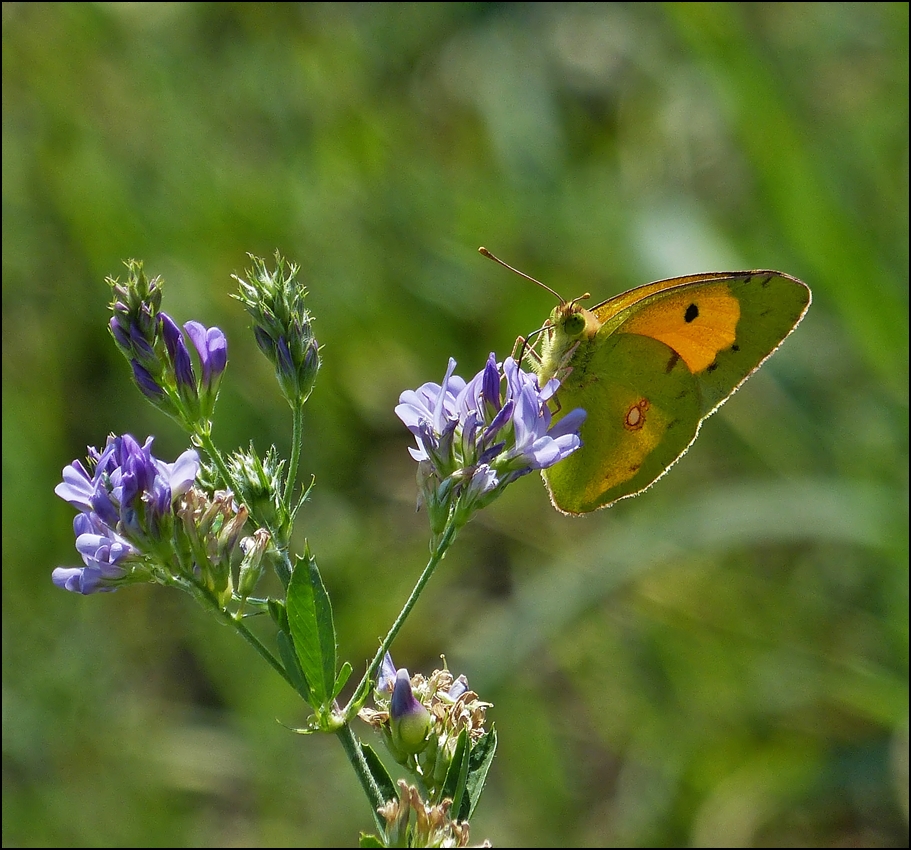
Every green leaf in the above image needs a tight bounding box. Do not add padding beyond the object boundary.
[276,629,311,704]
[333,661,353,701]
[462,725,497,820]
[360,741,398,838]
[286,546,336,707]
[360,741,398,806]
[438,727,470,812]
[358,834,384,848]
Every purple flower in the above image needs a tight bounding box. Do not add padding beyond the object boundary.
[52,513,140,594]
[158,313,228,422]
[53,434,200,594]
[184,321,228,392]
[173,316,228,422]
[498,358,586,477]
[376,651,398,696]
[395,354,585,530]
[160,312,197,396]
[54,457,97,513]
[446,674,470,702]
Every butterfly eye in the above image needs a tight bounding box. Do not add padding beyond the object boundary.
[562,313,586,337]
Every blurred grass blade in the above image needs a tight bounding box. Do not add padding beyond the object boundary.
[459,478,900,690]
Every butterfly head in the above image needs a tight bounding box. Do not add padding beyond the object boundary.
[550,295,595,339]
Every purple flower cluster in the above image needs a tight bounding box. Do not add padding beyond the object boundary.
[115,313,227,419]
[107,260,226,429]
[396,354,585,530]
[53,434,199,594]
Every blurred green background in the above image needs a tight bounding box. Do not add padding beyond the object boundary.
[3,3,908,847]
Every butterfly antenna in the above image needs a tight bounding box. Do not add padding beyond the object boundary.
[478,247,565,304]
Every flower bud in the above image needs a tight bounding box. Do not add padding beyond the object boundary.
[237,528,271,600]
[176,488,248,607]
[232,252,321,408]
[106,262,229,433]
[390,669,431,756]
[225,445,292,547]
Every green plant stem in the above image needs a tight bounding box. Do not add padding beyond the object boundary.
[228,610,295,687]
[284,400,304,506]
[194,429,235,493]
[342,519,458,719]
[194,577,387,825]
[188,576,296,690]
[194,429,460,824]
[207,582,385,824]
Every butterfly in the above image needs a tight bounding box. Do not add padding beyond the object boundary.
[480,247,811,515]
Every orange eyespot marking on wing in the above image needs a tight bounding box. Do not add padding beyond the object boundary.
[624,398,650,431]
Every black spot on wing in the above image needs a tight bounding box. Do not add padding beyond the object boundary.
[665,351,681,373]
[684,303,699,323]
[706,361,718,373]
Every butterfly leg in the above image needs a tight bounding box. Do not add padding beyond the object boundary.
[512,335,542,368]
